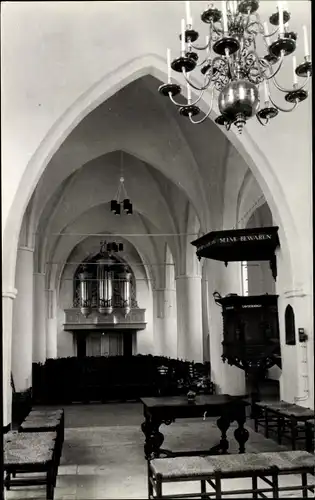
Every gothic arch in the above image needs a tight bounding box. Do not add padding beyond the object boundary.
[3,53,297,296]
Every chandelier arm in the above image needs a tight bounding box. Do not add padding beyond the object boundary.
[246,20,261,37]
[190,41,210,51]
[168,94,188,107]
[169,88,206,107]
[255,12,279,39]
[256,114,268,126]
[244,9,253,30]
[262,53,285,80]
[194,25,213,65]
[271,73,310,94]
[182,68,213,91]
[212,21,223,37]
[268,94,298,113]
[188,86,215,124]
[196,56,211,68]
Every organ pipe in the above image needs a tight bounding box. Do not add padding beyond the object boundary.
[119,271,132,316]
[97,259,113,315]
[79,270,92,317]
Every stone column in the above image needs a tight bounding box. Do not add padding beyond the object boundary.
[152,289,164,356]
[2,287,18,428]
[152,288,177,358]
[33,272,46,364]
[176,275,203,362]
[46,289,57,359]
[163,288,177,359]
[12,246,34,391]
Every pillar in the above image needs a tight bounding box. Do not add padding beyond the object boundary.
[153,288,177,359]
[2,287,17,428]
[12,246,34,392]
[46,289,57,359]
[176,275,203,362]
[163,288,177,358]
[33,272,46,364]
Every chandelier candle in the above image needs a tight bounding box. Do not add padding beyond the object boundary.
[263,22,270,46]
[263,80,269,104]
[158,0,312,132]
[221,1,228,33]
[303,26,309,58]
[167,48,172,83]
[187,80,192,103]
[185,1,192,27]
[292,56,298,85]
[278,2,284,36]
[181,18,185,54]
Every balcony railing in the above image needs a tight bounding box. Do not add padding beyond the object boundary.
[64,308,146,331]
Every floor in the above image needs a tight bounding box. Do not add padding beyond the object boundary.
[6,402,314,499]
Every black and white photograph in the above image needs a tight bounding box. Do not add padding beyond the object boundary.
[1,1,314,499]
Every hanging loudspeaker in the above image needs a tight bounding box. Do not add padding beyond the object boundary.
[111,200,118,212]
[123,199,130,212]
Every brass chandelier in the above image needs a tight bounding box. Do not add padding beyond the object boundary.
[158,0,312,133]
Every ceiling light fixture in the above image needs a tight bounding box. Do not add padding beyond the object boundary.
[110,152,133,214]
[158,1,312,133]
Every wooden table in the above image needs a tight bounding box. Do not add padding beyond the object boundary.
[140,395,249,460]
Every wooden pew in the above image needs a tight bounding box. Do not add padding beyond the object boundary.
[148,451,315,499]
[19,408,65,461]
[253,400,314,450]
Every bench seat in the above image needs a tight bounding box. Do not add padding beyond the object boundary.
[253,401,314,449]
[4,432,59,499]
[149,451,315,499]
[19,409,65,451]
[4,430,57,447]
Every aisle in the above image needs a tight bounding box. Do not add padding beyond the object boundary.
[6,403,312,499]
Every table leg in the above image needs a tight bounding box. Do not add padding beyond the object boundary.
[141,418,164,460]
[234,415,249,454]
[216,415,231,454]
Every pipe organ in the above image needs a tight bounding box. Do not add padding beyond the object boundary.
[74,246,137,318]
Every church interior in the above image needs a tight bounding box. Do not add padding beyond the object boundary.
[1,1,314,499]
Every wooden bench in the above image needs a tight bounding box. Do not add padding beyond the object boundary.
[253,401,291,436]
[253,401,314,450]
[4,431,59,499]
[19,408,65,458]
[148,451,315,499]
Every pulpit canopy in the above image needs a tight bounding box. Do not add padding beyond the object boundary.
[191,226,280,279]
